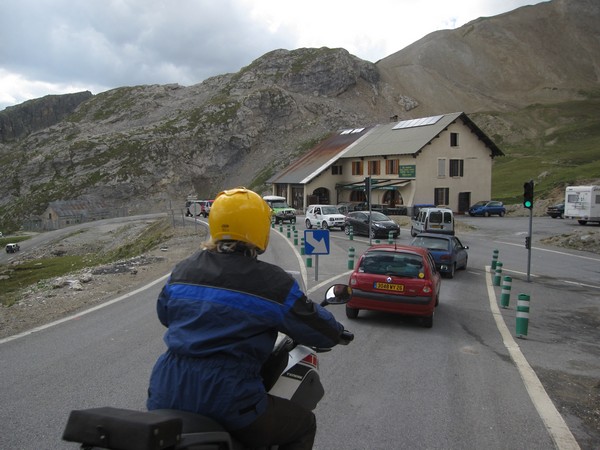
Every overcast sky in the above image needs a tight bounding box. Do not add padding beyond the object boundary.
[1,0,546,111]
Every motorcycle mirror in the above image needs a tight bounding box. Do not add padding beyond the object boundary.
[321,284,352,306]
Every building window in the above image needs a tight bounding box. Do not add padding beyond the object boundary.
[386,159,399,175]
[449,159,464,177]
[451,132,459,147]
[438,158,446,177]
[368,160,380,175]
[435,188,449,206]
[352,161,363,175]
[331,165,343,175]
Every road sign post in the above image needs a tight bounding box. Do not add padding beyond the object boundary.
[304,229,330,281]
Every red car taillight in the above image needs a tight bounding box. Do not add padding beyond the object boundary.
[422,283,433,294]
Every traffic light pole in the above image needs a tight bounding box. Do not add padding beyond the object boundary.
[523,179,534,282]
[526,208,533,282]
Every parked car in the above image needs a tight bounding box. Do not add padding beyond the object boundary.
[546,203,565,219]
[468,201,506,217]
[346,244,441,328]
[305,205,346,230]
[185,200,213,217]
[411,204,436,219]
[336,202,361,215]
[381,205,408,216]
[263,195,296,224]
[411,207,455,236]
[6,243,20,253]
[410,233,468,278]
[343,211,400,239]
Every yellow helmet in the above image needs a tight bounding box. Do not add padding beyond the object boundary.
[208,187,271,253]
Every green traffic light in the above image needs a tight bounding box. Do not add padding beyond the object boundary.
[524,200,532,208]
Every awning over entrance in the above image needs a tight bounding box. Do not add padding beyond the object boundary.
[336,179,412,191]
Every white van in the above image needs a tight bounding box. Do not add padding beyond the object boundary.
[410,207,455,236]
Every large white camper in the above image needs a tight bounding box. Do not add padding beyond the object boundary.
[564,185,600,225]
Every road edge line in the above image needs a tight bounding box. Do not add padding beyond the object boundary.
[0,274,170,345]
[485,265,580,450]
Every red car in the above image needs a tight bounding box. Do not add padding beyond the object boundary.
[346,244,441,327]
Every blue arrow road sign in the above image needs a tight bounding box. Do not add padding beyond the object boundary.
[304,229,330,255]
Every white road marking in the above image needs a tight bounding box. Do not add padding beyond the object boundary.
[0,274,170,345]
[496,240,600,262]
[485,266,580,450]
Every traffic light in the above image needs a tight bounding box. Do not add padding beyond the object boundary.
[523,180,534,209]
[364,176,371,193]
[525,236,531,249]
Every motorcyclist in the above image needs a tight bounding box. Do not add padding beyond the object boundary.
[147,187,348,450]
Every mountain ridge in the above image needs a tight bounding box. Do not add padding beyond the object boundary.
[0,0,599,231]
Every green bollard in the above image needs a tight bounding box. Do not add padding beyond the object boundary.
[279,224,283,232]
[347,247,355,270]
[516,294,530,338]
[286,225,291,238]
[491,249,499,270]
[306,256,312,268]
[348,225,354,241]
[293,230,298,246]
[300,238,305,255]
[493,262,503,286]
[500,276,512,308]
[388,231,394,244]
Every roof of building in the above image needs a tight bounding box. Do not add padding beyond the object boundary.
[267,126,374,184]
[268,112,503,185]
[45,199,111,218]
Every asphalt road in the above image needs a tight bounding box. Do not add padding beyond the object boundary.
[0,215,598,449]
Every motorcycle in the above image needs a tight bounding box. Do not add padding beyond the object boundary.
[62,283,354,450]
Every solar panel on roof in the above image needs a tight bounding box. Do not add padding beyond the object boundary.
[340,128,366,135]
[392,114,443,130]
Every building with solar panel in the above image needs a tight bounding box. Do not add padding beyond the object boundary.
[267,112,503,215]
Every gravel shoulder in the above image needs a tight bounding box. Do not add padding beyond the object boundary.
[0,219,207,339]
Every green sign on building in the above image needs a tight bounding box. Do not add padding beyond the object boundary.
[399,165,416,178]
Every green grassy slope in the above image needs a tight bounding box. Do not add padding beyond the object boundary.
[481,97,600,203]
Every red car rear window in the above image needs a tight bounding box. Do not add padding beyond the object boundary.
[360,252,424,278]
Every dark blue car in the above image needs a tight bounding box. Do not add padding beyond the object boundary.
[410,233,468,278]
[468,201,506,217]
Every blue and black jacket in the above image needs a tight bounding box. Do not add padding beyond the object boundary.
[147,249,345,430]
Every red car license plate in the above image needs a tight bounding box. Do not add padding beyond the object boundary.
[374,282,404,292]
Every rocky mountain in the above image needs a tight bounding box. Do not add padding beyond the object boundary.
[0,0,598,231]
[0,91,93,143]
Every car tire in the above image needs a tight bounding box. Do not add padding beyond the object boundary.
[410,227,417,237]
[305,219,312,229]
[484,211,490,217]
[499,211,505,217]
[321,221,329,230]
[422,314,434,328]
[346,306,359,319]
[344,225,351,235]
[461,256,468,270]
[447,263,455,279]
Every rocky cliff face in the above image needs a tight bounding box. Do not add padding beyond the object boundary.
[0,91,93,143]
[0,0,598,231]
